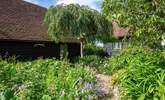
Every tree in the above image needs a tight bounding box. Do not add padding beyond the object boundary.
[44,4,111,41]
[44,4,111,57]
[102,0,165,48]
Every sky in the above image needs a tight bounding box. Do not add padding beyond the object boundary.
[23,0,102,11]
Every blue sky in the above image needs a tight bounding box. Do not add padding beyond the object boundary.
[24,0,102,11]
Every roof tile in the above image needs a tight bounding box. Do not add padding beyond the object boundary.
[0,0,49,41]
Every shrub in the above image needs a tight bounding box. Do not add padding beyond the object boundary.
[0,59,96,99]
[109,47,165,99]
[74,55,109,74]
[84,43,105,57]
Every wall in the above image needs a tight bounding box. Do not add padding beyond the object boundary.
[0,41,60,60]
[0,41,81,60]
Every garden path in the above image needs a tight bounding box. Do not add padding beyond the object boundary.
[95,74,119,100]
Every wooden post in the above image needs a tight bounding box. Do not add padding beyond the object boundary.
[78,37,84,58]
[80,41,83,58]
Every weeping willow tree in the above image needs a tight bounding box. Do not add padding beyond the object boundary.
[45,4,111,41]
[44,4,111,57]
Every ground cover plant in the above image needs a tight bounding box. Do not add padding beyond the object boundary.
[73,43,110,74]
[0,58,96,100]
[108,47,165,99]
[74,55,109,74]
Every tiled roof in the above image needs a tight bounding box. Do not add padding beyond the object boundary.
[112,20,129,39]
[0,0,49,41]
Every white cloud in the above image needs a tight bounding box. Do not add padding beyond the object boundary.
[23,0,40,5]
[56,0,101,10]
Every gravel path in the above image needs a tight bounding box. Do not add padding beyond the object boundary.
[95,74,119,100]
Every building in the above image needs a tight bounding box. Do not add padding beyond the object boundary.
[104,20,129,56]
[0,0,81,60]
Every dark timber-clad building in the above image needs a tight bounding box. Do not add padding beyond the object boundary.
[0,0,81,60]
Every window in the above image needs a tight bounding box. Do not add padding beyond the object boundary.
[113,42,122,49]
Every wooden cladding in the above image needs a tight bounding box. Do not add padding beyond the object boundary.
[0,41,80,60]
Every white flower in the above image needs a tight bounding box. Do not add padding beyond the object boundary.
[161,40,165,46]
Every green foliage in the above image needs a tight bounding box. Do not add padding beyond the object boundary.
[84,43,105,56]
[102,0,165,99]
[0,59,96,100]
[44,4,111,42]
[102,0,165,48]
[108,47,165,99]
[42,95,51,100]
[74,55,109,74]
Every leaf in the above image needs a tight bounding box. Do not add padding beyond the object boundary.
[0,92,5,100]
[153,97,159,100]
[137,94,145,100]
[42,95,51,100]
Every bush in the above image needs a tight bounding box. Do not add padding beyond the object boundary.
[0,58,96,100]
[74,55,109,74]
[84,44,105,57]
[109,47,165,99]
